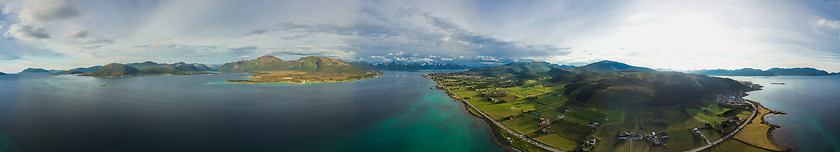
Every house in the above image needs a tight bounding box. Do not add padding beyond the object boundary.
[618,135,630,140]
[693,128,702,136]
[587,138,597,145]
[587,122,600,127]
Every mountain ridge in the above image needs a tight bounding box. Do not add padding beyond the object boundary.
[691,67,833,76]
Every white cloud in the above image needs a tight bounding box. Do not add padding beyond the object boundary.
[64,29,87,38]
[816,18,840,30]
[409,57,435,62]
[3,24,49,40]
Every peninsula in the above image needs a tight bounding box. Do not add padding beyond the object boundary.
[428,60,781,152]
[218,55,382,83]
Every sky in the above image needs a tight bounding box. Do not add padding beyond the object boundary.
[1,0,840,73]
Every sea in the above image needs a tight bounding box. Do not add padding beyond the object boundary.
[0,72,504,152]
[726,76,840,152]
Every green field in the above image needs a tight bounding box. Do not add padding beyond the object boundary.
[429,70,752,152]
[733,106,782,151]
[703,139,772,152]
[533,134,579,151]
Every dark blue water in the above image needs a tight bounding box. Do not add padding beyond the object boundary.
[726,76,840,152]
[0,72,503,152]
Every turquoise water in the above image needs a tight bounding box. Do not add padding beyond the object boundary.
[0,72,503,152]
[726,76,840,152]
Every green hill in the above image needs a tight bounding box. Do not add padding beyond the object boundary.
[561,71,749,108]
[85,63,140,77]
[578,60,654,72]
[126,61,212,71]
[470,62,558,74]
[218,55,381,83]
[218,55,364,73]
[466,60,653,79]
[83,63,204,78]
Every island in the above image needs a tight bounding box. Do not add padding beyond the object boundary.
[427,60,782,152]
[81,63,210,78]
[218,55,382,83]
[0,72,5,75]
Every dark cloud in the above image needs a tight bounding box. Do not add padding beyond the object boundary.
[19,0,80,22]
[243,29,268,36]
[229,46,258,54]
[62,30,114,47]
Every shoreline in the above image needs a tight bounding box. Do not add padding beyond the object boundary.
[754,102,793,151]
[224,72,383,84]
[423,75,519,152]
[425,74,556,152]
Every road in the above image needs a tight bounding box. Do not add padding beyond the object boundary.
[684,101,758,152]
[699,133,712,145]
[433,80,565,152]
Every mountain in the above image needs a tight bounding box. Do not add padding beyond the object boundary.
[172,62,213,71]
[767,68,829,76]
[0,72,6,75]
[350,62,469,71]
[20,68,51,73]
[86,63,139,77]
[578,60,654,72]
[207,64,224,70]
[219,56,381,83]
[691,67,831,76]
[218,55,364,73]
[690,68,773,76]
[57,66,103,74]
[469,62,558,74]
[350,62,377,70]
[126,61,161,69]
[832,72,840,75]
[125,61,212,71]
[563,70,750,108]
[57,61,210,75]
[83,63,205,78]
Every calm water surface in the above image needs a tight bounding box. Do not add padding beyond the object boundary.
[0,72,504,152]
[726,76,840,152]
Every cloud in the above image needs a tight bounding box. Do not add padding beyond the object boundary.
[263,48,356,58]
[815,18,840,39]
[62,29,113,44]
[1,0,839,72]
[18,0,79,22]
[817,19,840,29]
[3,24,50,40]
[64,29,87,38]
[229,46,258,54]
[243,29,268,35]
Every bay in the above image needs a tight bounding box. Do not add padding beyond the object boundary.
[726,76,840,152]
[0,72,504,152]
